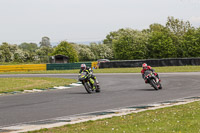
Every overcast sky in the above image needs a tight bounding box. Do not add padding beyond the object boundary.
[0,0,200,44]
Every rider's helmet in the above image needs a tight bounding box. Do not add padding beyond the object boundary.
[81,64,86,70]
[142,63,147,69]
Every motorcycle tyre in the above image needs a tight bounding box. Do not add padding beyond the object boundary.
[150,79,158,90]
[83,81,93,94]
[158,83,162,89]
[95,85,101,93]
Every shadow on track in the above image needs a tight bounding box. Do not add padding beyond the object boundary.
[67,92,88,95]
[135,89,157,91]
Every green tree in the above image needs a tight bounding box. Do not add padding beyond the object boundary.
[40,36,51,47]
[182,28,200,57]
[148,29,177,58]
[97,44,113,59]
[166,16,192,37]
[0,43,31,62]
[112,28,148,60]
[51,41,79,62]
[13,49,30,62]
[89,43,113,60]
[18,42,38,62]
[0,43,16,62]
[145,23,166,33]
[166,16,193,57]
[78,45,95,61]
[90,43,100,60]
[36,46,54,63]
[103,31,119,48]
[19,42,38,52]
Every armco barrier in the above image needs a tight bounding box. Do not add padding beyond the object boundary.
[47,62,92,70]
[99,58,200,68]
[0,64,46,72]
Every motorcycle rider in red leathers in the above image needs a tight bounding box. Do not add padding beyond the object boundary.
[141,63,160,83]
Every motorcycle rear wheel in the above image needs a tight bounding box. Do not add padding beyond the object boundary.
[158,83,162,89]
[95,85,101,93]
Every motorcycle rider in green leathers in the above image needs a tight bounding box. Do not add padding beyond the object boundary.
[79,64,99,89]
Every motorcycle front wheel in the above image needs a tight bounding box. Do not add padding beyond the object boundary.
[95,85,100,93]
[150,79,158,90]
[83,81,93,94]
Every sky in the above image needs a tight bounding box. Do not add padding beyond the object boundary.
[0,0,200,45]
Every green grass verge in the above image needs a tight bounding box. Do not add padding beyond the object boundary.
[28,101,200,133]
[0,65,200,74]
[94,65,200,73]
[0,77,77,93]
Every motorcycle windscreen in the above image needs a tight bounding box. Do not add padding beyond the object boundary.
[79,72,88,80]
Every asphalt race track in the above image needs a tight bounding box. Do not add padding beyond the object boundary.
[0,72,200,127]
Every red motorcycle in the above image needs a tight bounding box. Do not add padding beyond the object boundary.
[144,70,162,90]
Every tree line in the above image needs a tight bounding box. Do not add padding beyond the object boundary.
[103,16,200,60]
[0,37,53,63]
[0,16,200,64]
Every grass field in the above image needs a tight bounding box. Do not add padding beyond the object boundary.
[29,101,200,133]
[94,65,200,73]
[0,77,77,93]
[0,65,200,74]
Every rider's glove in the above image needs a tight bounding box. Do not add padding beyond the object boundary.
[89,72,93,75]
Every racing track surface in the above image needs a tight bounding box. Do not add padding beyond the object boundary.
[0,72,200,127]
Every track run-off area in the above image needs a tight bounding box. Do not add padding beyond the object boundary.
[0,72,200,128]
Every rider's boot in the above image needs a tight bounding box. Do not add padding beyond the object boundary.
[93,76,99,84]
[93,76,100,92]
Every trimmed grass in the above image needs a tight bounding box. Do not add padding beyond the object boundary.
[0,77,77,93]
[29,101,200,133]
[94,65,200,73]
[0,65,200,74]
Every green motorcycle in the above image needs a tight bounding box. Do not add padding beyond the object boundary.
[78,72,100,94]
